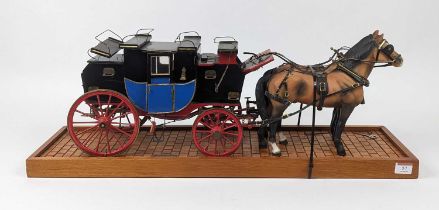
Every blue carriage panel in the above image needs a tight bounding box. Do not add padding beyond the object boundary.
[147,84,173,113]
[151,77,170,84]
[174,80,196,111]
[124,78,147,111]
[124,78,196,113]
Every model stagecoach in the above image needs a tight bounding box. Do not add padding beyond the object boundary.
[67,29,274,157]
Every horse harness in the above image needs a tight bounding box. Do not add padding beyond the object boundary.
[264,60,370,110]
[263,39,396,113]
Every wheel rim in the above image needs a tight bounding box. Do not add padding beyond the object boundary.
[67,90,139,156]
[192,109,243,156]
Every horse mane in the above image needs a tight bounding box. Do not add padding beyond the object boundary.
[342,34,376,69]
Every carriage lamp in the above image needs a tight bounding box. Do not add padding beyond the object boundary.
[180,67,187,81]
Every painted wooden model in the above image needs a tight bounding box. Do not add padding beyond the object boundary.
[67,29,403,158]
[68,29,273,156]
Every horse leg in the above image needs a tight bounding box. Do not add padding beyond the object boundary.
[268,120,281,156]
[257,126,268,148]
[268,105,286,156]
[330,107,341,137]
[332,105,356,156]
[278,120,288,145]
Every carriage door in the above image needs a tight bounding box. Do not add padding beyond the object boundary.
[147,55,173,113]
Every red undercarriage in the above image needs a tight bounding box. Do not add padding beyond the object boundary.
[138,102,241,120]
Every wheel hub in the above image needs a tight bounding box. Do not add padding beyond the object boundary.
[211,126,223,139]
[98,116,110,128]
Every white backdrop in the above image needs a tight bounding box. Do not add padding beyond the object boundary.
[1,0,438,209]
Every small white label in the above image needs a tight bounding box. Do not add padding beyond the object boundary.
[394,163,413,175]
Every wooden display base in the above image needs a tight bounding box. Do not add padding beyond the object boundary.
[26,126,418,178]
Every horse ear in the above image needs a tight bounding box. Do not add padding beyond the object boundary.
[373,30,379,37]
[378,33,384,40]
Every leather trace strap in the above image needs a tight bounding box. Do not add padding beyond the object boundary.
[265,67,294,106]
[265,91,292,106]
[336,62,370,87]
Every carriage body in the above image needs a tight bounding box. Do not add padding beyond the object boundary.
[69,30,273,157]
[82,33,248,118]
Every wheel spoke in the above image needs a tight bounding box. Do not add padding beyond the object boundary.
[75,125,99,136]
[110,125,133,137]
[199,120,214,130]
[112,131,126,148]
[105,95,112,116]
[207,114,216,126]
[215,112,220,125]
[87,103,101,118]
[73,121,99,124]
[106,128,122,152]
[79,126,100,146]
[197,132,213,142]
[108,101,124,116]
[94,129,104,151]
[223,123,237,131]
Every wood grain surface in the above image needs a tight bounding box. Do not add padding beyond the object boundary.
[26,126,419,178]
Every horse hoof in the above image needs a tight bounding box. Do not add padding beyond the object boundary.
[269,142,281,157]
[271,152,282,157]
[336,146,346,156]
[279,140,288,145]
[337,149,346,156]
[334,141,346,156]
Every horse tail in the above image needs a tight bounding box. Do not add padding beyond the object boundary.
[255,68,276,120]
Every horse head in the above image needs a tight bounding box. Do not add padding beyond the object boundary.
[372,30,404,67]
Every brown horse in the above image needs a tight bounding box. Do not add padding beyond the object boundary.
[256,30,403,156]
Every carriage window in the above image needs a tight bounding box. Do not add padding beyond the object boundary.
[151,56,170,75]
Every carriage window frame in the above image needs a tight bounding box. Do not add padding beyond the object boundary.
[150,55,171,76]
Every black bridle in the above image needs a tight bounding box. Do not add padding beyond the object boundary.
[342,39,401,68]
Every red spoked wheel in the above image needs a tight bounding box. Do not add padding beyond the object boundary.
[67,90,140,156]
[192,108,243,156]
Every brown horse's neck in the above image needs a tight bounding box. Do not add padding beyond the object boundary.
[353,47,378,79]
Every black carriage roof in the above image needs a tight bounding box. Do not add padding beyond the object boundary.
[88,54,124,64]
[141,41,180,53]
[88,30,240,62]
[141,35,201,53]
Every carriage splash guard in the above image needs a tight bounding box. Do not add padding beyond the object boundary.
[124,78,196,113]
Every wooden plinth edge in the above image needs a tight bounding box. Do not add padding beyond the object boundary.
[26,125,419,179]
